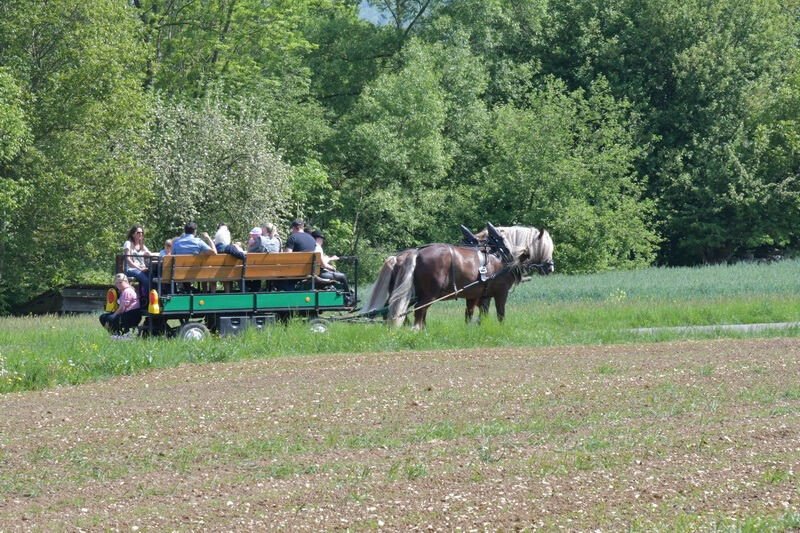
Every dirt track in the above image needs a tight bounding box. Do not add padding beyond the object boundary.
[1,338,799,530]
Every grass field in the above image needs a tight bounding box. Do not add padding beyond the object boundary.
[2,261,800,530]
[1,260,799,394]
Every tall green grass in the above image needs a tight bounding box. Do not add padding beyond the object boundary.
[511,258,800,302]
[1,260,799,393]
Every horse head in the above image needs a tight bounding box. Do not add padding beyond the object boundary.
[527,228,554,275]
[488,225,555,275]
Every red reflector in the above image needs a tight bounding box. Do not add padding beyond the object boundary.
[149,291,157,304]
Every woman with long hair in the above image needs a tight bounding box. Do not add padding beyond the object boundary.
[122,225,153,292]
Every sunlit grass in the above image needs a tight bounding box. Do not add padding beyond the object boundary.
[2,260,799,393]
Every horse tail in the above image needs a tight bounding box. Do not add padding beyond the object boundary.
[362,255,398,313]
[387,249,418,326]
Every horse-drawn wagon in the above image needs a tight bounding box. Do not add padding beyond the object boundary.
[104,251,358,339]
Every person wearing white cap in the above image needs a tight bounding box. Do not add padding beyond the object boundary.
[247,226,267,253]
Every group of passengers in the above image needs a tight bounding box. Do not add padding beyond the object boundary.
[101,219,347,335]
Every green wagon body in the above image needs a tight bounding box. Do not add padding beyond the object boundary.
[110,251,358,338]
[159,289,348,314]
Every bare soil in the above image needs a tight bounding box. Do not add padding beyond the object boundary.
[1,338,799,531]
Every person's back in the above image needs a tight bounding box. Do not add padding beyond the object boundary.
[260,235,280,253]
[214,224,246,260]
[261,223,282,253]
[285,221,316,252]
[173,222,216,256]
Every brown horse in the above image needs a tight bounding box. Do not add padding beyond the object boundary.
[363,226,554,329]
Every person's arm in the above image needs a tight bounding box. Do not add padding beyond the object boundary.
[320,251,336,271]
[113,289,131,316]
[123,241,138,270]
[199,232,218,255]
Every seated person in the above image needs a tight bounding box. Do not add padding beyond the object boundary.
[261,222,282,252]
[154,238,173,279]
[214,223,246,260]
[311,229,349,292]
[246,227,266,291]
[159,238,173,257]
[214,224,246,293]
[247,227,267,253]
[172,222,217,292]
[285,219,316,252]
[99,274,143,335]
[122,225,154,294]
[172,222,217,256]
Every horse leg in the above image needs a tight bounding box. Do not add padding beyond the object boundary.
[494,292,508,323]
[465,298,478,323]
[478,296,491,324]
[413,301,431,330]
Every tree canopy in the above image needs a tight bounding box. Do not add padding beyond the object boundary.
[1,0,798,311]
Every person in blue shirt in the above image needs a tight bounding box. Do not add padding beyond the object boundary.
[171,222,217,292]
[172,222,217,256]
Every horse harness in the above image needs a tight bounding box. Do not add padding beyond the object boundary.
[447,244,494,297]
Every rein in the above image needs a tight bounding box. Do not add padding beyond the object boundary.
[523,259,555,276]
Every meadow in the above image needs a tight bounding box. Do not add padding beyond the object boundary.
[2,261,800,530]
[1,259,799,394]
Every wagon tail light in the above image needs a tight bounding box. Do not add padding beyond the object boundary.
[148,290,161,314]
[105,288,118,312]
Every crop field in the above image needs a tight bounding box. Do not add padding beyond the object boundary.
[1,260,799,529]
[2,339,800,530]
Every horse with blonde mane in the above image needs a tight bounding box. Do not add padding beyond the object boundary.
[362,225,554,329]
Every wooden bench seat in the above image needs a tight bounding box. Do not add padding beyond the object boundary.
[159,252,321,284]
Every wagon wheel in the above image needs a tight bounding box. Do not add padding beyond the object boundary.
[177,322,210,341]
[308,318,328,334]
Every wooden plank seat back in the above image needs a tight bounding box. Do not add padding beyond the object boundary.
[160,254,243,283]
[245,252,321,280]
[159,252,321,283]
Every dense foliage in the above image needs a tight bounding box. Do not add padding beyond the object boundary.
[1,0,798,311]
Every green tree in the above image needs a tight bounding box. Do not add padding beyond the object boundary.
[0,0,150,311]
[484,79,658,272]
[337,39,451,251]
[140,97,293,246]
[532,0,799,262]
[304,2,395,116]
[0,69,29,163]
[133,0,335,164]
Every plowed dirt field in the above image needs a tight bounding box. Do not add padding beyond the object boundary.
[1,338,799,530]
